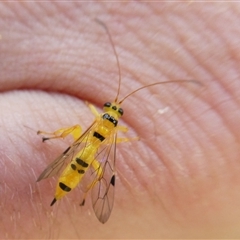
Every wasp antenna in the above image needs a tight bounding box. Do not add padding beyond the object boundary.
[95,19,122,102]
[119,79,201,104]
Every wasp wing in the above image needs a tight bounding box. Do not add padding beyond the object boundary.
[91,132,117,223]
[37,121,97,182]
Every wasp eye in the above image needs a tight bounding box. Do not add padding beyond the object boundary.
[104,102,111,108]
[118,108,123,116]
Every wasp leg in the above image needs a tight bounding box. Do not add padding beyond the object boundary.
[80,159,103,206]
[85,101,100,117]
[116,125,128,132]
[103,136,139,144]
[116,136,140,143]
[37,125,82,142]
[115,125,139,142]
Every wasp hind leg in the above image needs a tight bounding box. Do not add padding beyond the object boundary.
[80,159,103,206]
[115,125,140,142]
[37,125,82,142]
[116,136,140,143]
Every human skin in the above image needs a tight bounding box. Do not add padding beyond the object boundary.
[1,2,240,239]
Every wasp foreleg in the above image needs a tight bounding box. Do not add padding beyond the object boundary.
[37,125,82,142]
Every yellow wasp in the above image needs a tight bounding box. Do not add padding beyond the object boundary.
[37,20,197,223]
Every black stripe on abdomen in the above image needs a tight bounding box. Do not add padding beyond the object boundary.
[76,158,89,168]
[93,131,105,141]
[59,182,71,192]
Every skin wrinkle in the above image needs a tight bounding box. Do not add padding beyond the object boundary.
[150,113,185,172]
[172,20,239,171]
[206,84,239,146]
[119,15,181,81]
[115,150,133,187]
[215,5,240,49]
[171,90,215,152]
[184,35,218,80]
[54,3,83,28]
[2,15,88,92]
[21,3,43,30]
[157,134,189,182]
[127,27,181,80]
[203,19,240,102]
[166,123,198,173]
[167,16,207,78]
[215,75,240,109]
[157,97,203,167]
[137,88,204,183]
[9,3,39,33]
[192,110,224,163]
[210,93,239,142]
[150,100,225,222]
[181,12,228,77]
[151,30,191,79]
[181,123,210,172]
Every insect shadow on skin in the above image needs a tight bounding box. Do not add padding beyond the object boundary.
[36,19,200,224]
